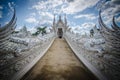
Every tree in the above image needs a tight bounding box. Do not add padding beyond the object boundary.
[32,26,47,36]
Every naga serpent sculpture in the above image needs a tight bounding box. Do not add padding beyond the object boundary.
[99,10,120,55]
[0,8,17,55]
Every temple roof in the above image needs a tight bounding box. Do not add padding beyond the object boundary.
[57,15,64,25]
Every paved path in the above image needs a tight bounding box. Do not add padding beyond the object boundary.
[21,38,98,80]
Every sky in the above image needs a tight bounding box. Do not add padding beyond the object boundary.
[0,0,120,33]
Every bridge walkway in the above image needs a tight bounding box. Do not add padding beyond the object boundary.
[21,38,98,80]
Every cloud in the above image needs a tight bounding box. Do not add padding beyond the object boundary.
[30,13,36,17]
[37,19,53,27]
[0,6,2,18]
[81,22,95,28]
[74,14,97,20]
[63,0,99,14]
[70,22,95,35]
[0,11,2,18]
[32,0,99,15]
[32,2,47,10]
[24,12,53,28]
[25,13,36,22]
[68,21,77,27]
[38,11,54,19]
[25,17,38,23]
[32,0,63,12]
[36,11,54,26]
[0,6,3,9]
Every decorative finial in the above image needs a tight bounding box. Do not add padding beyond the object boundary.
[53,14,56,25]
[59,15,61,20]
[64,14,67,25]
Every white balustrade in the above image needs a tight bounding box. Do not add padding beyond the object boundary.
[65,31,120,80]
[0,32,55,80]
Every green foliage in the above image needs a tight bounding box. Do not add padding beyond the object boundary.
[32,26,47,36]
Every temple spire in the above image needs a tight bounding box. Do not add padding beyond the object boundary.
[64,14,67,25]
[53,14,56,25]
[59,15,62,21]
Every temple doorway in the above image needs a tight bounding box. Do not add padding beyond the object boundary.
[57,28,63,38]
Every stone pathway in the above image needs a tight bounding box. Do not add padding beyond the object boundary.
[21,38,98,80]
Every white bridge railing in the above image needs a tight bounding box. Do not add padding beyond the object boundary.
[0,32,55,80]
[65,31,120,80]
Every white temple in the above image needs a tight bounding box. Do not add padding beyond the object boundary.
[52,14,69,38]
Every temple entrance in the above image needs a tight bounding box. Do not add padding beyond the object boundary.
[57,28,63,38]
